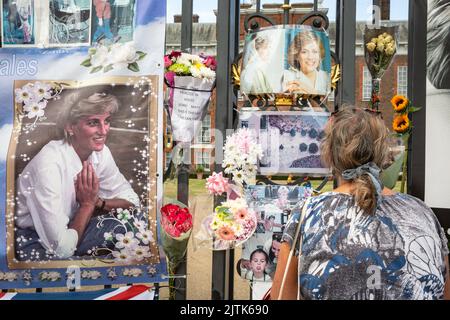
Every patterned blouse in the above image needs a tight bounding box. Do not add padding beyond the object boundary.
[282,192,449,300]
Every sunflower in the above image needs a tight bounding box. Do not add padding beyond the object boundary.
[391,95,409,112]
[216,226,235,241]
[393,114,410,134]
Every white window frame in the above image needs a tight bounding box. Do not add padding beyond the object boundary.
[195,151,211,171]
[195,114,211,144]
[362,66,372,101]
[397,66,408,96]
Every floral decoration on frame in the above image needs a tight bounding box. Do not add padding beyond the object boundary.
[14,81,65,132]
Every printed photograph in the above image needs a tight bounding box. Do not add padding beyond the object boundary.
[1,0,35,46]
[237,185,313,282]
[282,26,332,96]
[239,26,332,96]
[49,0,92,46]
[91,0,136,45]
[239,111,331,175]
[6,76,159,269]
[240,27,285,95]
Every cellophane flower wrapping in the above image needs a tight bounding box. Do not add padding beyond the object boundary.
[160,203,193,272]
[364,26,398,80]
[164,51,217,143]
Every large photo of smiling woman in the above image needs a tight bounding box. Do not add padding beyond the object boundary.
[11,82,152,262]
[282,29,331,96]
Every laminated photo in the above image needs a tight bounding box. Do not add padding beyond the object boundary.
[1,0,36,47]
[237,184,313,283]
[48,0,92,46]
[7,77,159,269]
[240,25,332,96]
[239,111,331,175]
[91,0,136,45]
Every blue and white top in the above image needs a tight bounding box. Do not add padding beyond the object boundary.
[282,192,449,300]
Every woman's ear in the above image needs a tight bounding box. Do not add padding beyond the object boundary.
[65,124,74,137]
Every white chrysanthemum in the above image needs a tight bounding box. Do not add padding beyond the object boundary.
[199,66,216,79]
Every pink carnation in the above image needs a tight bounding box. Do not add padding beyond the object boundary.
[164,55,173,68]
[206,172,229,195]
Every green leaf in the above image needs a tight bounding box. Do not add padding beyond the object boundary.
[128,62,140,72]
[381,151,405,189]
[90,66,103,74]
[409,106,422,113]
[81,59,92,67]
[136,51,147,61]
[103,64,114,73]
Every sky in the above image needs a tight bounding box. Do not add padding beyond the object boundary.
[166,0,409,23]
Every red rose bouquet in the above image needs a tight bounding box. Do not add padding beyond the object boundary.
[160,202,193,299]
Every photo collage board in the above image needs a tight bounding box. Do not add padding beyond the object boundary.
[1,0,137,47]
[237,25,333,299]
[0,0,167,289]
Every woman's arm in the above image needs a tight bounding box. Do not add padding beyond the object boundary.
[271,242,298,300]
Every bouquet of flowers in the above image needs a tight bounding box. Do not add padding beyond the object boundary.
[222,128,264,188]
[196,129,262,251]
[364,26,398,110]
[208,198,257,250]
[391,95,421,193]
[164,51,217,144]
[160,202,193,298]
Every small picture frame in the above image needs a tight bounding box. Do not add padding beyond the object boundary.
[239,110,331,176]
[91,0,136,45]
[1,0,36,47]
[240,25,332,96]
[48,0,92,47]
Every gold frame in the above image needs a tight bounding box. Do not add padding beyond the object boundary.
[6,76,160,269]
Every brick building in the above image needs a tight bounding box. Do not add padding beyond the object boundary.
[164,2,408,175]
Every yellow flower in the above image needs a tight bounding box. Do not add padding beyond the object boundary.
[384,35,393,43]
[391,95,409,112]
[376,42,385,52]
[393,114,410,134]
[385,46,396,56]
[378,34,385,42]
[371,37,378,44]
[366,42,376,52]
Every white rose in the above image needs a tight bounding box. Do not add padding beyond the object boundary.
[91,46,109,68]
[108,42,139,70]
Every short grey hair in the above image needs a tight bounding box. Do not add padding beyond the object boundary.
[56,92,119,141]
[427,0,450,89]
